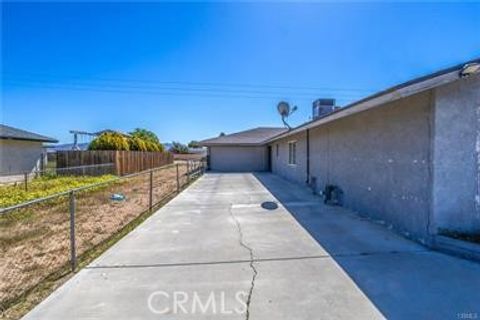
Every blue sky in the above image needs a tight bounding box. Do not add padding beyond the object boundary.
[2,2,479,144]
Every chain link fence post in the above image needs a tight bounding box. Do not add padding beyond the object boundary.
[24,172,28,191]
[176,164,180,192]
[149,170,153,212]
[69,191,77,272]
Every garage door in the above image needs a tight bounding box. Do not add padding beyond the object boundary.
[209,146,268,172]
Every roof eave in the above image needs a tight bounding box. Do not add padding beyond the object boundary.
[267,65,468,143]
[200,142,268,147]
[0,136,59,143]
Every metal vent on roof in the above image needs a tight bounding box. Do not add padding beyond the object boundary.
[312,99,337,119]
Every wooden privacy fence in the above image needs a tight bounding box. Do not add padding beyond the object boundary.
[56,150,173,176]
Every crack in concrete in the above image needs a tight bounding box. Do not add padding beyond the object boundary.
[229,204,258,320]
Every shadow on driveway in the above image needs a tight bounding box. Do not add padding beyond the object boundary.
[254,172,480,319]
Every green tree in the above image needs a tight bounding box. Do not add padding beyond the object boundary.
[130,128,160,143]
[89,132,130,151]
[144,140,162,152]
[129,128,164,152]
[188,140,200,148]
[128,136,148,151]
[170,141,189,154]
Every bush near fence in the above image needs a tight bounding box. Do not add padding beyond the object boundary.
[56,150,173,176]
[0,174,116,207]
[0,160,205,318]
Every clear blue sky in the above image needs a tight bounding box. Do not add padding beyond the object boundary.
[2,2,479,144]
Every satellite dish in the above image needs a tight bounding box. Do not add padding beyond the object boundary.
[277,101,290,117]
[277,101,297,129]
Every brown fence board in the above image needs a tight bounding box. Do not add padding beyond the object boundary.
[56,150,173,176]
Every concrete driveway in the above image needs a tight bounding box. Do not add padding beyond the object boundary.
[24,173,480,319]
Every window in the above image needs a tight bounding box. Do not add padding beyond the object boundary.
[288,141,296,165]
[276,144,279,157]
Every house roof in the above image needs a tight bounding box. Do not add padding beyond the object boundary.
[200,127,288,146]
[0,124,58,143]
[268,57,480,143]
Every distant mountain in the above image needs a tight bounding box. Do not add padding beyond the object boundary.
[46,143,89,152]
[163,142,173,151]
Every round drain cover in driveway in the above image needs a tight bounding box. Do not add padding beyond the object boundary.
[261,201,278,210]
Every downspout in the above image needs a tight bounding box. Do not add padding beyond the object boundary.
[306,129,310,184]
[206,147,211,170]
[426,89,436,245]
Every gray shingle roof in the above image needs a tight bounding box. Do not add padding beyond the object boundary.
[200,127,288,146]
[0,124,58,143]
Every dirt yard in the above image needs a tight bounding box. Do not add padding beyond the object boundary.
[0,164,190,313]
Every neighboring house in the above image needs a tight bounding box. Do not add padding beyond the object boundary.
[200,58,480,245]
[200,127,287,172]
[0,124,58,175]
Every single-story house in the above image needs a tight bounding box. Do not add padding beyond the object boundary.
[200,58,480,245]
[0,124,58,175]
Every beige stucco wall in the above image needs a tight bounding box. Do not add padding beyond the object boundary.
[432,74,480,233]
[271,76,480,240]
[270,131,308,185]
[0,139,45,174]
[209,146,268,172]
[271,90,434,242]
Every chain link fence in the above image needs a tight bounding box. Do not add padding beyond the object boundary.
[0,163,116,190]
[0,160,205,315]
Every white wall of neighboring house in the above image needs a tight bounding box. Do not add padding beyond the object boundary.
[0,139,45,175]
